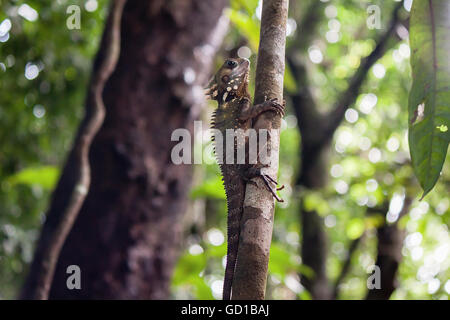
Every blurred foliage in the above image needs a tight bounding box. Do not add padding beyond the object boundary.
[0,0,449,300]
[0,0,108,298]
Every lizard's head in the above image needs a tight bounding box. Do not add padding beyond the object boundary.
[205,58,250,102]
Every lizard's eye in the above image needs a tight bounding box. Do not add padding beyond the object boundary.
[226,60,238,68]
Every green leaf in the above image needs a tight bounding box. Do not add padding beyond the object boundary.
[231,0,260,16]
[191,277,214,300]
[190,176,226,200]
[298,264,315,280]
[284,63,297,93]
[172,252,206,286]
[408,0,450,198]
[171,251,213,299]
[227,9,260,51]
[206,243,226,258]
[346,218,365,240]
[268,243,294,277]
[298,289,312,300]
[8,166,60,190]
[303,192,329,215]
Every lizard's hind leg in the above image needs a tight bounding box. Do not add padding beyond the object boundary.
[244,166,284,202]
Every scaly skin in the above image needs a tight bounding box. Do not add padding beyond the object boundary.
[205,58,284,300]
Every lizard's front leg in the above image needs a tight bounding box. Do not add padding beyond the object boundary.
[238,98,285,122]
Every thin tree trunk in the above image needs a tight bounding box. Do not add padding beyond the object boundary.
[232,0,288,300]
[366,224,405,300]
[300,208,332,299]
[366,197,412,300]
[20,0,126,300]
[27,0,228,299]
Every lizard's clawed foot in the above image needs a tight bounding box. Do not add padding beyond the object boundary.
[244,166,284,202]
[260,174,284,202]
[257,170,285,191]
[266,98,285,117]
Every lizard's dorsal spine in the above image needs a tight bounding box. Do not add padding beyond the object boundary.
[212,99,248,301]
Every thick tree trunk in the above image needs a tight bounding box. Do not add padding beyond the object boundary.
[44,0,227,299]
[20,0,126,300]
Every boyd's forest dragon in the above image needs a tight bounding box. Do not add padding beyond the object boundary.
[205,58,284,300]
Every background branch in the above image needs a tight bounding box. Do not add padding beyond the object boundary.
[332,233,365,299]
[324,2,404,140]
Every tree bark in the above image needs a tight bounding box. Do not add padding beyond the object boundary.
[35,0,228,299]
[232,0,288,300]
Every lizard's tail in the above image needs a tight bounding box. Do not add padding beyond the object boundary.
[222,203,242,300]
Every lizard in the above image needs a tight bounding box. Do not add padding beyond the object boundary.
[205,57,284,300]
